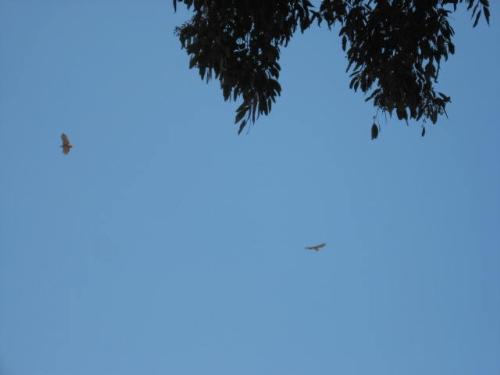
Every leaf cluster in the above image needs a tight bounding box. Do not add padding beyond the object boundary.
[174,0,489,133]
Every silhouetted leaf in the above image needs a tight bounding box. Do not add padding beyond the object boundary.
[371,123,379,140]
[235,108,246,124]
[473,10,482,27]
[237,120,247,135]
[484,6,490,24]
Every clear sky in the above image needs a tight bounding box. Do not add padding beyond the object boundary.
[1,1,499,375]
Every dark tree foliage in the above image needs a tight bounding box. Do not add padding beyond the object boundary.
[173,0,490,134]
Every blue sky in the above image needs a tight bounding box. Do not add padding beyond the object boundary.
[1,1,499,374]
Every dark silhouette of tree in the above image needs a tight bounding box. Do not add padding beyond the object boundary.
[173,0,490,134]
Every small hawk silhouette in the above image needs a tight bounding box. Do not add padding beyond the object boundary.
[305,243,326,252]
[60,133,73,154]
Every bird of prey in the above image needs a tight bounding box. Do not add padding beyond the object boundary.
[60,133,73,154]
[305,243,326,252]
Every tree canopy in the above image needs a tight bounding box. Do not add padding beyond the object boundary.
[173,0,490,135]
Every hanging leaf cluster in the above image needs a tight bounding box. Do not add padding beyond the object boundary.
[173,0,490,133]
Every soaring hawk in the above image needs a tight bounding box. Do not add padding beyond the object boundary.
[60,133,73,155]
[305,243,326,252]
